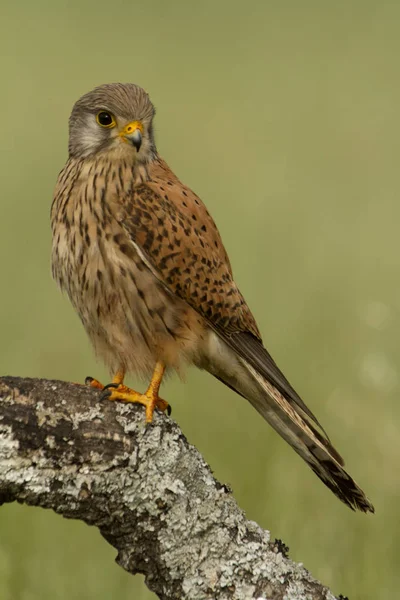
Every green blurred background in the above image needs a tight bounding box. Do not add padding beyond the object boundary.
[0,0,398,598]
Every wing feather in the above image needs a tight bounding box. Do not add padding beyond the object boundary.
[116,159,343,458]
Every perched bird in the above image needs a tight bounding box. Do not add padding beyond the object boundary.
[51,83,374,513]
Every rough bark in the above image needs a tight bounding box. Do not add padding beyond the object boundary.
[0,376,337,600]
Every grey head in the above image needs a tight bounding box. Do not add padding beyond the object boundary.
[68,83,157,161]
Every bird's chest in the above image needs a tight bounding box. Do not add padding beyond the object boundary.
[51,158,194,368]
[53,179,130,306]
[52,187,167,343]
[53,201,110,303]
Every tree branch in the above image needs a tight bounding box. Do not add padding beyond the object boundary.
[0,376,337,600]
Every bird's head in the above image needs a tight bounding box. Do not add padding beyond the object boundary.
[68,83,157,162]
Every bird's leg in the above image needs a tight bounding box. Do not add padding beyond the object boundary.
[100,361,170,423]
[143,362,168,422]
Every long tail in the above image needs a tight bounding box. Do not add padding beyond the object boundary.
[202,332,374,513]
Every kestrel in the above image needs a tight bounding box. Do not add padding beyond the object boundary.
[51,83,374,513]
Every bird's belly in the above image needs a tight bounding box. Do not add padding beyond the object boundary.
[53,227,205,379]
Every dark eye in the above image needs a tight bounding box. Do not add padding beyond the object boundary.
[96,111,116,128]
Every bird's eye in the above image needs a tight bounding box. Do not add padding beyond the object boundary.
[96,111,116,128]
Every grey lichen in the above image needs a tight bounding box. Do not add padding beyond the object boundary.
[0,376,337,600]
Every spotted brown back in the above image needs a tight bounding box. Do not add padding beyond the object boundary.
[117,157,261,339]
[117,157,330,431]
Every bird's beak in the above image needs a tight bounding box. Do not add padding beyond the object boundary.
[119,121,143,152]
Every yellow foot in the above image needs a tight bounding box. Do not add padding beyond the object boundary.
[101,383,171,423]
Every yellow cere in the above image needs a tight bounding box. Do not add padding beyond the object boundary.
[119,120,144,138]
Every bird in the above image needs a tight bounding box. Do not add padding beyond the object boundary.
[51,83,374,513]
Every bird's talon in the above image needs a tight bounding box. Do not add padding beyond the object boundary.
[103,382,120,391]
[99,388,112,401]
[166,404,172,416]
[85,376,105,390]
[84,365,169,423]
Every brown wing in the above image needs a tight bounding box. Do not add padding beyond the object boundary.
[119,157,261,338]
[115,157,329,433]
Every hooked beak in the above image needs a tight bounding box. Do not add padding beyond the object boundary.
[119,121,143,152]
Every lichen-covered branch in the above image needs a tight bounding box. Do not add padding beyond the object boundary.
[0,376,336,600]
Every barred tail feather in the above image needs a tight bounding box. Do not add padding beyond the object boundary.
[239,359,374,513]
